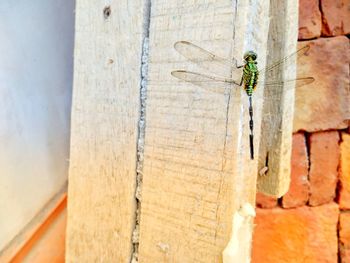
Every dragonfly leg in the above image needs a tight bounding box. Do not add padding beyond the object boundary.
[239,75,244,86]
[236,61,245,69]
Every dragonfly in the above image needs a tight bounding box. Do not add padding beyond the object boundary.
[171,41,314,160]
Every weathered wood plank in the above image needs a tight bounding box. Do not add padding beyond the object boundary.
[66,1,145,261]
[257,0,299,197]
[138,1,270,262]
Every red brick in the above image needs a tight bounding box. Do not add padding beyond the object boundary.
[282,133,309,208]
[309,131,339,206]
[256,192,277,209]
[321,0,350,36]
[298,0,322,39]
[252,203,339,263]
[340,212,350,263]
[339,133,350,209]
[294,37,350,132]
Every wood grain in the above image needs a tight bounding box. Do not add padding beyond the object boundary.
[138,0,270,262]
[66,1,145,261]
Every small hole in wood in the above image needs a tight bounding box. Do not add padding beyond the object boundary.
[103,6,111,19]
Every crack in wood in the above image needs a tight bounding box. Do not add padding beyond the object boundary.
[130,1,151,261]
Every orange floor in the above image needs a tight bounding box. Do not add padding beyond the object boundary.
[16,209,67,263]
[1,195,67,263]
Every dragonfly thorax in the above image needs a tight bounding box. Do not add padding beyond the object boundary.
[243,60,259,96]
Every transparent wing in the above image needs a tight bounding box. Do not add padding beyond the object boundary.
[172,42,314,95]
[174,41,241,78]
[259,45,314,90]
[171,70,239,94]
[172,69,314,98]
[260,45,311,78]
[263,77,315,88]
[234,78,314,104]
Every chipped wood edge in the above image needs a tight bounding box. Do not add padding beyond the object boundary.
[223,203,256,263]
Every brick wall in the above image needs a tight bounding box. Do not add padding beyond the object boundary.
[252,1,350,262]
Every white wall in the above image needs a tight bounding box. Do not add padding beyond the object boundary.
[0,1,75,250]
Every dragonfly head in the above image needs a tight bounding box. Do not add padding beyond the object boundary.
[244,51,257,63]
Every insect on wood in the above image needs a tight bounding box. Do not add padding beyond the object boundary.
[171,41,314,160]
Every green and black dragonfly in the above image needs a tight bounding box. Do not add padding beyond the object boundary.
[171,41,314,160]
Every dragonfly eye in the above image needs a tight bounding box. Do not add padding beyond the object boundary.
[251,52,257,60]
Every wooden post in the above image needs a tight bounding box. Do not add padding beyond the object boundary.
[66,0,298,261]
[66,1,146,262]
